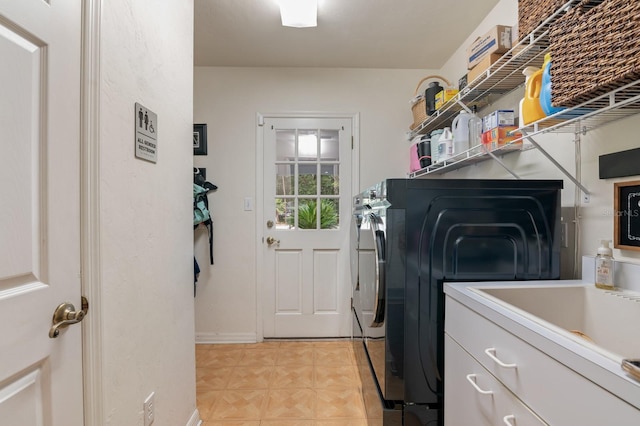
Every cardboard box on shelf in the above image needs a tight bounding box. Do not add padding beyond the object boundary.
[435,88,459,110]
[467,53,503,83]
[467,25,512,69]
[482,110,515,132]
[482,126,522,151]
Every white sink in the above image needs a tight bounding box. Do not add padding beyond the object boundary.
[473,284,640,361]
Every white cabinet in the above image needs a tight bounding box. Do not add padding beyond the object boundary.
[445,296,640,425]
[445,334,546,426]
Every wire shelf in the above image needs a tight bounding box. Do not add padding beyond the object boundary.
[512,78,640,140]
[409,0,579,138]
[408,0,640,181]
[409,143,535,178]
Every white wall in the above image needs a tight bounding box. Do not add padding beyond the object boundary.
[439,0,518,86]
[194,0,640,341]
[98,1,197,424]
[193,67,433,341]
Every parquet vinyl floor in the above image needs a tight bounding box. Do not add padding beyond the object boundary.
[196,340,370,425]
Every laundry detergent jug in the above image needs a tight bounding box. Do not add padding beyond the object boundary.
[437,127,454,163]
[521,66,546,125]
[452,110,471,156]
[430,129,444,164]
[540,53,565,116]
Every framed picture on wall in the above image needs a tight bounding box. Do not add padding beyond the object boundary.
[193,123,207,156]
[614,180,640,251]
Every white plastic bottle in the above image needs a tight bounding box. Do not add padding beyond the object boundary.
[437,127,454,163]
[595,239,615,290]
[452,110,471,157]
[430,129,443,164]
[468,105,482,154]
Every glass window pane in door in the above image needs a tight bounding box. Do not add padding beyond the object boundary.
[276,130,296,161]
[298,163,317,196]
[276,164,295,196]
[298,198,318,229]
[319,198,339,229]
[320,164,339,195]
[275,198,293,229]
[275,197,295,229]
[298,130,318,160]
[320,129,339,160]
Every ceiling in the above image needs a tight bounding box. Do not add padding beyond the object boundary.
[194,0,502,69]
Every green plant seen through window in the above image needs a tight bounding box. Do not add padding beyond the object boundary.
[288,199,338,229]
[277,172,339,228]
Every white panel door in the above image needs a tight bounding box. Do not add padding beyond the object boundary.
[262,116,353,338]
[0,0,83,424]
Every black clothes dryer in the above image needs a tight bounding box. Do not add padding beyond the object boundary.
[351,178,562,425]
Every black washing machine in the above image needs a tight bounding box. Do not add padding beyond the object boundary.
[351,178,562,425]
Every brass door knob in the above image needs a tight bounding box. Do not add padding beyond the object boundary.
[266,236,280,246]
[49,296,89,338]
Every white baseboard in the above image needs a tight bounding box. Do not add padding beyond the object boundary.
[195,332,258,344]
[186,408,201,426]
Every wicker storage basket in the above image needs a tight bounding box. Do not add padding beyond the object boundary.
[410,75,451,130]
[518,0,568,39]
[550,0,640,107]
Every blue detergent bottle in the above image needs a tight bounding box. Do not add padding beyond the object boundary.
[540,53,566,116]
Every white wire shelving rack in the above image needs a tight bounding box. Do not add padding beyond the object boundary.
[407,0,640,194]
[408,1,574,139]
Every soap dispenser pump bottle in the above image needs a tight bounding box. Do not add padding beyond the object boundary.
[595,239,615,290]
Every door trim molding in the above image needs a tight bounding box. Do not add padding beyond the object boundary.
[255,113,265,342]
[254,112,360,341]
[81,0,104,424]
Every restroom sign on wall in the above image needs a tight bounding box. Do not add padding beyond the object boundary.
[135,102,158,163]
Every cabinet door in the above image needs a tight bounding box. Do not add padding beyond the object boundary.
[445,334,547,426]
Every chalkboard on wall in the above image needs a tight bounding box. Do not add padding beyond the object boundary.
[614,180,640,251]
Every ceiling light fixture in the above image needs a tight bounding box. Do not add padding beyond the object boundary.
[278,0,317,28]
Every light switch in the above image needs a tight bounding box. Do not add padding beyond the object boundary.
[244,197,254,211]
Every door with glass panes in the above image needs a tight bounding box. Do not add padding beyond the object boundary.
[262,117,353,337]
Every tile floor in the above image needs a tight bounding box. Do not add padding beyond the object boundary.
[196,340,369,425]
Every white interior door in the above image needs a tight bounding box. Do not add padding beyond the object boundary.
[0,1,83,424]
[262,116,354,338]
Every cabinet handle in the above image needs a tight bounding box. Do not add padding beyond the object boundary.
[466,374,493,395]
[485,348,517,368]
[503,414,516,425]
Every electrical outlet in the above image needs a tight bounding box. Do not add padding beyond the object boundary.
[144,392,155,426]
